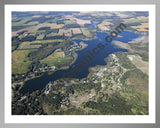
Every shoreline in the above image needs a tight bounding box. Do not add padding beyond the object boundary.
[14,41,87,90]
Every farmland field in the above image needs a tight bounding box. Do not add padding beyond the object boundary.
[12,49,34,62]
[12,62,31,74]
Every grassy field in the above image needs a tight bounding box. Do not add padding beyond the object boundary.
[12,46,17,51]
[80,28,92,38]
[43,49,64,59]
[115,52,149,115]
[130,23,148,32]
[112,41,132,51]
[35,23,64,30]
[12,49,35,74]
[97,21,113,31]
[31,39,64,44]
[40,48,72,66]
[25,21,39,25]
[12,22,64,35]
[18,42,42,50]
[64,21,77,25]
[127,55,148,75]
[36,34,45,40]
[114,12,129,18]
[120,68,148,114]
[12,62,31,74]
[71,28,82,35]
[123,16,148,24]
[12,49,34,62]
[12,17,32,26]
[40,57,72,66]
[46,33,61,37]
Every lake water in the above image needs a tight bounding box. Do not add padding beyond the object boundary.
[20,31,141,94]
[90,24,96,28]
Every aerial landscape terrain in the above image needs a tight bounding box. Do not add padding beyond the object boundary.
[11,11,149,115]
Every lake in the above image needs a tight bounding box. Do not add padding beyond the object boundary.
[90,24,96,28]
[20,31,141,94]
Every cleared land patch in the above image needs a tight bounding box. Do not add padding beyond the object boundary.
[59,28,82,37]
[12,23,64,36]
[35,23,64,30]
[128,36,146,44]
[123,16,148,24]
[12,17,32,26]
[75,18,91,25]
[12,62,31,74]
[12,49,35,74]
[114,12,129,18]
[12,49,34,63]
[40,48,72,67]
[127,55,148,75]
[97,21,113,31]
[70,89,95,108]
[64,29,72,37]
[131,23,148,32]
[18,42,42,50]
[31,39,64,44]
[81,28,92,37]
[112,41,132,51]
[71,28,82,35]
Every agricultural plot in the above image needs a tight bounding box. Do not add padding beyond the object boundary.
[12,49,35,74]
[12,62,31,74]
[12,49,34,63]
[12,17,33,26]
[80,28,92,38]
[58,29,65,35]
[123,16,148,24]
[36,34,45,40]
[32,15,42,18]
[43,49,65,59]
[31,39,64,44]
[64,29,72,37]
[97,21,113,31]
[41,57,72,67]
[17,42,42,50]
[40,48,72,66]
[58,28,82,37]
[127,55,148,75]
[12,22,64,37]
[25,21,39,25]
[46,33,61,37]
[71,28,82,35]
[130,23,148,32]
[64,21,77,25]
[114,12,129,18]
[74,18,91,25]
[12,25,37,37]
[36,23,64,29]
[12,17,34,31]
[18,34,26,39]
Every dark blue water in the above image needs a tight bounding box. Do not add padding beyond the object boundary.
[20,31,141,94]
[90,24,96,28]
